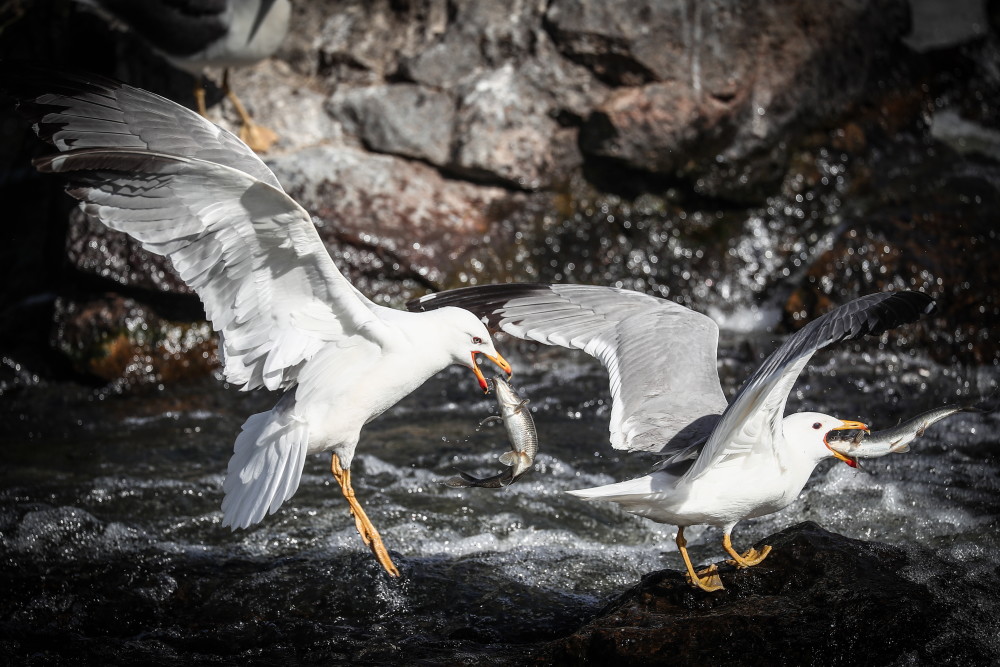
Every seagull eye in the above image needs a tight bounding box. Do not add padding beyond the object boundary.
[472,336,484,345]
[812,422,822,430]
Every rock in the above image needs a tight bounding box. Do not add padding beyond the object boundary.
[560,0,912,198]
[452,63,582,189]
[53,294,218,386]
[541,522,997,665]
[326,83,455,165]
[785,140,1000,365]
[267,144,520,297]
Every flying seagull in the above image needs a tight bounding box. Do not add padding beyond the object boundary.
[2,66,512,577]
[81,0,290,152]
[408,283,935,591]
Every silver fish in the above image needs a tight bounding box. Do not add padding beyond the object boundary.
[827,403,981,461]
[445,376,538,489]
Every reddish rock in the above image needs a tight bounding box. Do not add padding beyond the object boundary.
[54,295,218,386]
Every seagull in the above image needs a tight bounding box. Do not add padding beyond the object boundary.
[80,0,290,152]
[408,284,935,591]
[2,66,512,577]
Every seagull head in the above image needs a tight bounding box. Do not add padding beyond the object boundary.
[433,307,512,392]
[783,412,869,468]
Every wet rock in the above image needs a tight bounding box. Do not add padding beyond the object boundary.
[541,522,997,665]
[53,294,218,386]
[66,208,190,296]
[785,141,1000,364]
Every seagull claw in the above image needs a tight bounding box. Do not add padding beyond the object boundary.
[676,527,725,592]
[722,534,772,568]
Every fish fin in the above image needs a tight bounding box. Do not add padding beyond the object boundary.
[443,470,484,487]
[498,451,518,467]
[513,399,530,414]
[890,443,911,454]
[479,415,502,427]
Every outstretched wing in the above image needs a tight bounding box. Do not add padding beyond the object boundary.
[409,283,728,453]
[3,66,390,391]
[684,290,936,481]
[35,148,387,391]
[1,64,280,188]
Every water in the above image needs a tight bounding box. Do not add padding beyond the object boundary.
[2,338,998,664]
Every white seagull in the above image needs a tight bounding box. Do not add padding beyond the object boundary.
[81,0,290,152]
[3,66,512,577]
[409,284,935,591]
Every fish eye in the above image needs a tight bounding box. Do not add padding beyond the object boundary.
[812,422,822,430]
[472,336,484,345]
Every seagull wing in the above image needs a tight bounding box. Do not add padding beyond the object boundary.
[684,290,936,481]
[408,283,728,452]
[36,147,388,391]
[2,65,281,189]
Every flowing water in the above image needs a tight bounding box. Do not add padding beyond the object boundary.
[2,336,998,664]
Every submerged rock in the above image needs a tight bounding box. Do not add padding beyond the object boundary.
[541,522,998,665]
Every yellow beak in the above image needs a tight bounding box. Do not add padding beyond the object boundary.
[824,419,869,467]
[471,351,513,393]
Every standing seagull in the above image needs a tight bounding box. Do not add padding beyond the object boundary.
[81,0,290,152]
[2,66,511,577]
[409,284,935,590]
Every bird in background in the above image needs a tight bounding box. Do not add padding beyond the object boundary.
[2,65,512,577]
[409,284,936,591]
[77,0,289,153]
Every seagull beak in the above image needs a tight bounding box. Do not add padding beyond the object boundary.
[824,419,869,468]
[471,351,513,393]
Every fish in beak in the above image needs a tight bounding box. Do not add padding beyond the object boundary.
[471,351,512,393]
[824,419,869,468]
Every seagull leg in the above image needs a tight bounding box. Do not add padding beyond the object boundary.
[193,77,208,117]
[221,69,279,153]
[722,532,772,568]
[330,453,401,577]
[676,527,723,592]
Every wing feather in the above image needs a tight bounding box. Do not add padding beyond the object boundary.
[684,290,935,480]
[1,64,281,189]
[409,283,728,453]
[36,148,388,391]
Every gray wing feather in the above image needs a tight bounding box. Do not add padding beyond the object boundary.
[408,283,728,452]
[684,290,936,481]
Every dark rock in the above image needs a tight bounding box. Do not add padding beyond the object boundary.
[785,140,1000,365]
[564,0,911,198]
[541,522,997,665]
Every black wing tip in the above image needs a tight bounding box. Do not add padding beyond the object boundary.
[405,282,555,313]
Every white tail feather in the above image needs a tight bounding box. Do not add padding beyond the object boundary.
[566,474,660,502]
[221,406,310,530]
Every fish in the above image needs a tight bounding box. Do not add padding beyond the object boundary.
[445,376,539,489]
[826,403,983,462]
